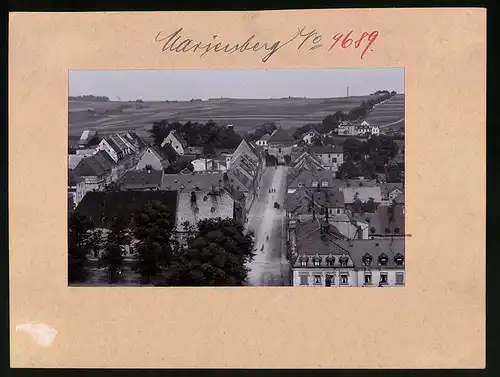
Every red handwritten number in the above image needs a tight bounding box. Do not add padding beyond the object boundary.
[361,31,378,59]
[354,32,369,49]
[341,30,354,48]
[329,33,343,51]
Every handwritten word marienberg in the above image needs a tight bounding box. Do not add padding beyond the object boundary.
[155,27,379,63]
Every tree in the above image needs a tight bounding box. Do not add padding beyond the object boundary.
[87,229,105,258]
[343,138,364,162]
[149,120,171,146]
[133,201,176,284]
[68,212,94,284]
[351,194,362,214]
[386,162,404,183]
[337,161,360,179]
[99,216,131,284]
[87,133,101,147]
[309,134,323,146]
[104,182,121,192]
[361,198,377,213]
[159,218,256,286]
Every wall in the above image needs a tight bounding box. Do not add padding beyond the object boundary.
[136,149,163,171]
[162,134,184,155]
[96,139,119,162]
[292,269,357,287]
[355,269,405,286]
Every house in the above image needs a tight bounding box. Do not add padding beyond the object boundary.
[337,121,357,136]
[291,150,324,171]
[72,150,118,205]
[161,130,187,155]
[291,236,405,287]
[230,138,259,165]
[123,132,148,153]
[287,170,341,193]
[342,186,382,211]
[302,129,321,145]
[379,183,404,205]
[360,120,370,127]
[352,201,405,239]
[68,169,84,208]
[267,127,294,163]
[74,191,178,257]
[215,148,235,169]
[309,145,344,171]
[95,133,135,163]
[120,169,164,191]
[256,133,271,148]
[78,130,97,148]
[226,154,261,211]
[355,124,372,136]
[75,148,96,157]
[371,126,380,136]
[191,158,228,172]
[135,146,170,171]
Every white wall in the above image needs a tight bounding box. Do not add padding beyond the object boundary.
[136,149,164,171]
[293,268,405,286]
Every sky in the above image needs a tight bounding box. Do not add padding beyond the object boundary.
[69,68,404,101]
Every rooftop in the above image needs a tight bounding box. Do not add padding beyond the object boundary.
[268,127,294,143]
[120,170,163,189]
[343,186,382,204]
[74,191,178,228]
[161,172,225,191]
[309,145,344,154]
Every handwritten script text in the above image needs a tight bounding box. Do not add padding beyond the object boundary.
[155,27,379,63]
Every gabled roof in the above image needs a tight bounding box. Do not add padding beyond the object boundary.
[74,191,178,228]
[231,139,258,163]
[268,127,294,143]
[68,154,85,170]
[73,150,116,177]
[124,132,147,150]
[292,152,325,171]
[169,130,187,147]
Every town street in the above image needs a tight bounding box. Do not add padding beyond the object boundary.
[246,165,290,286]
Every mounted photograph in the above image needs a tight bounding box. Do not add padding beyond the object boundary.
[68,68,405,287]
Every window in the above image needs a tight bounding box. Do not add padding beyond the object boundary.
[313,275,322,285]
[312,180,318,187]
[370,227,376,234]
[332,157,337,163]
[385,227,391,234]
[211,207,216,213]
[194,207,199,213]
[364,273,372,285]
[378,253,388,266]
[394,227,400,234]
[298,180,305,188]
[340,274,348,285]
[321,180,329,187]
[325,274,334,286]
[380,273,388,285]
[394,253,405,266]
[300,274,308,285]
[362,253,373,266]
[396,272,404,285]
[278,148,282,153]
[180,184,185,189]
[203,196,208,201]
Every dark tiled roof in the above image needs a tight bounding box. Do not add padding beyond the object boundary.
[106,138,122,155]
[310,188,345,208]
[309,145,344,154]
[161,172,225,191]
[73,151,115,177]
[268,127,294,143]
[120,170,163,189]
[74,191,178,229]
[379,183,404,199]
[353,204,405,236]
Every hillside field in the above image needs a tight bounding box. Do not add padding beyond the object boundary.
[362,94,405,129]
[69,96,380,139]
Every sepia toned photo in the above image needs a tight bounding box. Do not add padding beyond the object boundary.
[68,68,405,287]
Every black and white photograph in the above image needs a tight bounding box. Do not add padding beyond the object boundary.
[68,68,405,287]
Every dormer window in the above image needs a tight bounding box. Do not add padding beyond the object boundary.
[298,180,305,188]
[312,254,322,267]
[180,184,185,189]
[362,253,373,266]
[339,254,349,267]
[311,180,318,187]
[211,207,216,213]
[326,255,335,266]
[378,253,389,266]
[394,253,405,266]
[321,180,329,187]
[299,255,308,266]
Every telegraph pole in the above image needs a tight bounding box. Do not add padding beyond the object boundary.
[347,86,349,98]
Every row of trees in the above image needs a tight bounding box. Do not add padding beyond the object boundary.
[69,95,110,102]
[149,120,242,151]
[68,201,256,286]
[245,122,278,143]
[336,136,401,181]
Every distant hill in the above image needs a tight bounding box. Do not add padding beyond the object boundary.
[69,95,110,102]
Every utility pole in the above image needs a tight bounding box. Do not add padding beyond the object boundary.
[347,86,349,98]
